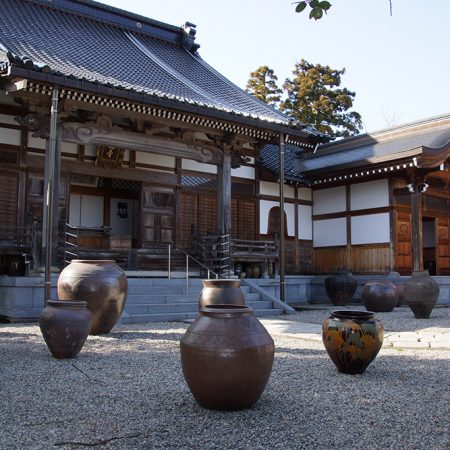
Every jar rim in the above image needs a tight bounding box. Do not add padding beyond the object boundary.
[331,310,376,320]
[200,304,253,316]
[47,300,88,308]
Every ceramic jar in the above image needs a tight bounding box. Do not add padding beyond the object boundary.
[324,271,357,306]
[322,310,384,374]
[39,300,92,359]
[198,279,245,309]
[361,281,398,312]
[404,270,440,319]
[57,260,128,335]
[180,304,275,410]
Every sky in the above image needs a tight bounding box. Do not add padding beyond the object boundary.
[100,0,450,134]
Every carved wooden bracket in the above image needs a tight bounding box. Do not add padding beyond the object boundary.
[15,113,49,138]
[60,121,223,164]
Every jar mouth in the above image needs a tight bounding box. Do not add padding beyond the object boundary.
[70,260,116,264]
[202,279,241,287]
[200,304,253,315]
[331,310,375,320]
[47,300,88,308]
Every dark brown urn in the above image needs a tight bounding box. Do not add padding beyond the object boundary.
[404,270,440,319]
[324,271,357,306]
[39,300,92,359]
[361,281,398,312]
[57,260,128,335]
[180,305,275,410]
[387,271,405,307]
[198,279,245,309]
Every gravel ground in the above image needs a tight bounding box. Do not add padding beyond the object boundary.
[1,307,449,450]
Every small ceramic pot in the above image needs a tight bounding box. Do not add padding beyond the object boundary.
[322,310,384,375]
[361,281,398,312]
[39,300,92,359]
[198,279,245,310]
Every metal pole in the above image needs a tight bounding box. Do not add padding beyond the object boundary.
[279,133,286,302]
[168,244,171,279]
[44,87,59,303]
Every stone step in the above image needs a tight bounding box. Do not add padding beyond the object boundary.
[120,308,284,324]
[124,300,274,315]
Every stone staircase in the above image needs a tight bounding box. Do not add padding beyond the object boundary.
[119,278,285,323]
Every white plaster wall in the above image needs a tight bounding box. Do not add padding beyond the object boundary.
[350,179,389,210]
[182,159,217,174]
[84,144,97,157]
[0,127,20,146]
[110,198,133,236]
[259,181,295,199]
[313,218,347,247]
[351,213,390,244]
[27,132,46,149]
[259,199,295,236]
[138,152,176,168]
[0,114,18,125]
[61,141,78,155]
[313,186,346,214]
[298,187,312,201]
[69,194,104,227]
[231,165,255,179]
[299,204,312,240]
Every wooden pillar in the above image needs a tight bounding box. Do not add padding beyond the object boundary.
[410,186,423,272]
[216,149,231,236]
[279,133,286,302]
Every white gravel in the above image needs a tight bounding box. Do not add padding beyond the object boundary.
[0,307,449,449]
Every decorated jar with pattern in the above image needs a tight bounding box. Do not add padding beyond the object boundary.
[180,304,274,410]
[322,310,384,374]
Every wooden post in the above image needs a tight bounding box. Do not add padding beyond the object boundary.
[216,148,231,236]
[44,87,59,302]
[279,133,286,302]
[410,185,423,272]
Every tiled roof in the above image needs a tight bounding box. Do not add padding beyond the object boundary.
[0,0,321,137]
[297,115,450,174]
[260,143,306,183]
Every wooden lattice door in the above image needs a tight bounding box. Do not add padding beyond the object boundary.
[395,211,412,275]
[436,218,450,275]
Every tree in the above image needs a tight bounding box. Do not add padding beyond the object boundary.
[279,59,362,139]
[245,66,283,108]
[294,0,393,20]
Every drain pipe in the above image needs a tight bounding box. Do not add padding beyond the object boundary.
[279,132,286,303]
[44,87,59,303]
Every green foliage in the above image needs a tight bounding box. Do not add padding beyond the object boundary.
[245,60,362,140]
[245,65,283,108]
[294,0,332,20]
[280,59,362,139]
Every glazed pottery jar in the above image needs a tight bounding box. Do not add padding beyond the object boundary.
[39,300,92,359]
[404,270,440,319]
[324,271,357,306]
[180,304,275,410]
[322,310,384,374]
[361,281,398,312]
[57,260,128,335]
[198,279,245,309]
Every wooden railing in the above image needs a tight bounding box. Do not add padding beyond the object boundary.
[0,225,33,275]
[230,239,278,278]
[193,234,231,277]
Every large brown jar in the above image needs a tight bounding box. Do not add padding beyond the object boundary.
[324,271,357,306]
[404,270,440,319]
[39,300,92,359]
[57,260,128,335]
[198,279,245,309]
[180,305,275,410]
[361,281,398,312]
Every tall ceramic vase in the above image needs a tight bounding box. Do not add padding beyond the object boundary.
[324,270,357,306]
[404,270,440,319]
[39,300,92,359]
[180,304,275,410]
[198,279,245,309]
[322,310,384,374]
[57,260,128,335]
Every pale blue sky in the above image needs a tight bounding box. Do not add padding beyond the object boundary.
[101,0,449,133]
